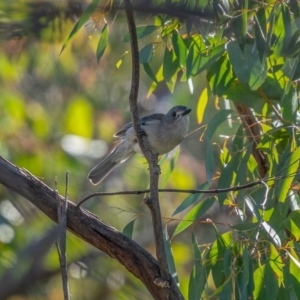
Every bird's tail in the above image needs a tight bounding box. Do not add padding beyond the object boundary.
[88,154,119,185]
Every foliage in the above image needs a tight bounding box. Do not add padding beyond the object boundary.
[1,0,300,299]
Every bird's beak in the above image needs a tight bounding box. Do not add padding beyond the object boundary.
[181,108,192,116]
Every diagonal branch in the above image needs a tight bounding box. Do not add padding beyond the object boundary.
[0,157,181,300]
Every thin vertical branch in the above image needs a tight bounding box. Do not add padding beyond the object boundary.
[123,1,182,297]
[57,172,70,300]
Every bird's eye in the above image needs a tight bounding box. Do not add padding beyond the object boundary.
[172,111,177,117]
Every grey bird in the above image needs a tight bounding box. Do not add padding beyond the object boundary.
[88,105,191,185]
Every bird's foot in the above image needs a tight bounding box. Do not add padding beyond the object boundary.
[137,130,147,137]
[155,164,161,175]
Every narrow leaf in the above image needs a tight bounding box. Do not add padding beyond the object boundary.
[173,197,215,236]
[262,221,282,247]
[205,110,234,183]
[172,182,210,216]
[123,25,158,42]
[163,225,179,286]
[196,88,208,124]
[60,0,100,54]
[172,30,187,67]
[275,146,300,203]
[122,219,135,238]
[96,24,109,63]
[139,44,153,64]
[161,147,180,188]
[188,233,205,300]
[143,63,158,84]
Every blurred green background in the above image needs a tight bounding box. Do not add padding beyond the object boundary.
[0,1,235,299]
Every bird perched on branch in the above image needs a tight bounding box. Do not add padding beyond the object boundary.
[88,105,191,185]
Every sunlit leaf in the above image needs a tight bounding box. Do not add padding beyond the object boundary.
[196,88,208,124]
[275,146,300,203]
[269,243,284,284]
[284,210,300,240]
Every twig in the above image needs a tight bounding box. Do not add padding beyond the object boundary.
[124,0,176,294]
[57,172,70,300]
[77,178,267,207]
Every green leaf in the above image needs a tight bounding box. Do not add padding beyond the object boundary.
[139,44,153,64]
[269,243,284,284]
[288,247,300,296]
[189,44,225,77]
[284,210,300,240]
[223,248,232,278]
[143,63,158,84]
[209,232,232,288]
[227,41,267,90]
[196,88,209,124]
[163,225,179,285]
[161,146,180,188]
[253,263,279,299]
[173,197,215,236]
[60,0,100,54]
[172,30,187,67]
[231,0,248,49]
[218,125,244,206]
[123,25,158,42]
[172,182,210,216]
[281,85,298,123]
[205,109,234,184]
[262,221,282,247]
[207,54,233,96]
[163,47,180,82]
[254,9,266,62]
[275,146,300,203]
[238,248,251,299]
[122,219,135,238]
[96,24,109,63]
[188,233,206,300]
[245,196,261,220]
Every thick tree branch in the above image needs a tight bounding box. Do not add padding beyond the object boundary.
[0,157,181,300]
[124,0,176,295]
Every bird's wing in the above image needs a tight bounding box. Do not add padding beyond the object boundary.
[114,122,133,137]
[113,113,164,137]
